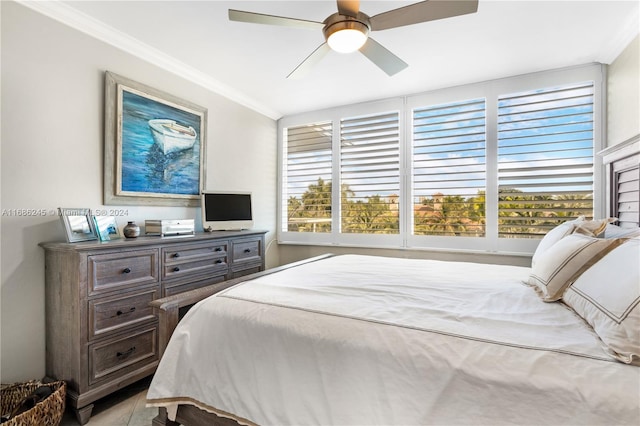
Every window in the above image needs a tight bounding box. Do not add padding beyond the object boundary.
[497,83,594,238]
[341,112,400,234]
[278,64,604,254]
[283,121,332,233]
[412,99,486,237]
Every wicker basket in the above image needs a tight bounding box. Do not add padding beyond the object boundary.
[0,380,66,426]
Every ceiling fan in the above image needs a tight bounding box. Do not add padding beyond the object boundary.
[229,0,479,79]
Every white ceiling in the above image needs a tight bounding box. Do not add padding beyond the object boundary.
[27,1,640,119]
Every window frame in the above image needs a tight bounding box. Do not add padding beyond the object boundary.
[277,64,605,255]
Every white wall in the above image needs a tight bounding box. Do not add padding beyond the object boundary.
[0,1,277,382]
[607,34,640,147]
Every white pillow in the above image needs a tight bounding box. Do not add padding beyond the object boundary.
[563,237,640,364]
[528,233,623,301]
[531,217,584,268]
[531,217,616,267]
[603,223,640,239]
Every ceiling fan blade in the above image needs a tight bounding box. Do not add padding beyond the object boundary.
[287,43,332,79]
[359,38,408,76]
[337,0,360,17]
[369,0,478,31]
[229,9,323,30]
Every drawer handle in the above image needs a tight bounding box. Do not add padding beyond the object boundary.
[112,307,136,318]
[122,268,131,274]
[215,260,223,264]
[215,247,222,252]
[173,253,180,258]
[173,267,180,272]
[244,249,251,253]
[116,346,136,360]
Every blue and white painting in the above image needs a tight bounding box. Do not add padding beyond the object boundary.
[120,88,203,196]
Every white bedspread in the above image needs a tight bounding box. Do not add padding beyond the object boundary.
[147,254,640,425]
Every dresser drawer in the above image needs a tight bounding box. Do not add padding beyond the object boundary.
[163,257,228,279]
[88,288,160,340]
[163,242,228,280]
[232,239,262,265]
[163,241,227,263]
[88,250,159,296]
[89,326,158,385]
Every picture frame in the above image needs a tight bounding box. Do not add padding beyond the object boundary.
[104,71,207,207]
[93,216,122,241]
[58,208,98,243]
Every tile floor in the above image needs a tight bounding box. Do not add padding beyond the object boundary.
[60,377,158,426]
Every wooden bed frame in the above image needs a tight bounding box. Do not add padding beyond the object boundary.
[150,136,639,426]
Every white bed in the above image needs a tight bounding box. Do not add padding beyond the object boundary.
[147,137,640,425]
[147,252,639,425]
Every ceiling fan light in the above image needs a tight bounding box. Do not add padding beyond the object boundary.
[328,28,367,53]
[323,19,369,53]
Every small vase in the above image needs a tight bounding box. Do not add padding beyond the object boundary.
[123,221,141,238]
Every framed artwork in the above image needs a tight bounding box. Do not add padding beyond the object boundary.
[93,216,122,241]
[104,71,207,206]
[58,208,98,242]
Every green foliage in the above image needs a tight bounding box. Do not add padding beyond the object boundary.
[496,188,592,237]
[287,178,332,232]
[341,194,399,234]
[288,178,399,234]
[288,179,592,237]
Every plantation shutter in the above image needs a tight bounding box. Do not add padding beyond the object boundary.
[497,82,594,238]
[614,165,640,228]
[340,112,400,234]
[284,121,333,233]
[412,99,486,237]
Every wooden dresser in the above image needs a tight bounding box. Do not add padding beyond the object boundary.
[40,230,266,425]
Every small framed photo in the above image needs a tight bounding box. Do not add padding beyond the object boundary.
[58,208,98,243]
[93,216,122,241]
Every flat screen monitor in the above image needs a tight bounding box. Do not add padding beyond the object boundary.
[201,191,253,231]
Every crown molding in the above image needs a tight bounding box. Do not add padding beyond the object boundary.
[16,0,282,120]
